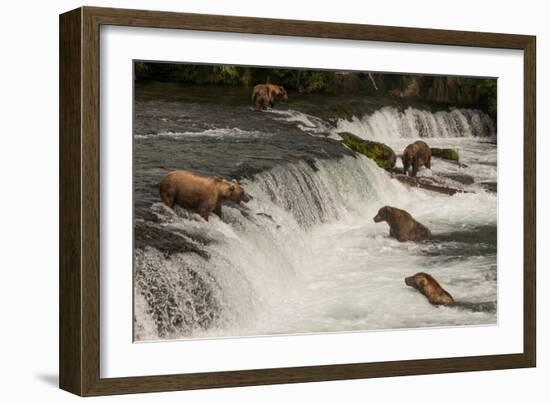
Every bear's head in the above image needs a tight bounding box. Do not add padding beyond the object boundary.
[276,86,288,100]
[373,206,391,223]
[405,272,430,290]
[405,272,454,305]
[223,179,251,204]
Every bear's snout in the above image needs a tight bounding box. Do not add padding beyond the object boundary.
[373,213,382,223]
[241,193,251,203]
[405,276,415,287]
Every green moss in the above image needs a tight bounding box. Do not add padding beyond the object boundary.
[339,132,396,170]
[431,147,460,162]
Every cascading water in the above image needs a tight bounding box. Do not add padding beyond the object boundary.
[135,154,496,340]
[334,106,495,140]
[134,85,497,341]
[328,106,497,186]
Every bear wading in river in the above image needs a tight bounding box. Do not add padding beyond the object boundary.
[159,170,250,221]
[251,84,288,111]
[402,140,431,177]
[405,272,455,305]
[373,206,431,242]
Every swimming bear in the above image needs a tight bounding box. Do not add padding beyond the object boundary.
[402,140,432,177]
[160,170,250,221]
[405,272,455,305]
[373,206,431,242]
[252,84,288,111]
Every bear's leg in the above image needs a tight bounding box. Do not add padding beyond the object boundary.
[412,163,418,177]
[390,227,406,242]
[160,188,175,208]
[213,203,223,219]
[258,96,269,110]
[395,231,409,242]
[198,203,212,221]
[426,156,432,170]
[254,97,262,111]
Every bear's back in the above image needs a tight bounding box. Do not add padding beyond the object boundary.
[164,171,224,201]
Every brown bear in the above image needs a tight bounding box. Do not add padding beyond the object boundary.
[402,140,432,177]
[159,170,250,221]
[373,206,431,242]
[405,272,455,305]
[251,84,288,111]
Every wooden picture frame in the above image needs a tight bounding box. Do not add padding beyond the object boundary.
[59,6,536,396]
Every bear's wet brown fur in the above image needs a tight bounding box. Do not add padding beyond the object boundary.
[405,272,455,305]
[160,170,250,221]
[373,206,431,242]
[402,140,432,177]
[252,84,288,111]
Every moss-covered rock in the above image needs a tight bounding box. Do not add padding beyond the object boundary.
[431,147,460,162]
[339,132,396,170]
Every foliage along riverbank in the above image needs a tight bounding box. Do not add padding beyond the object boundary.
[134,62,497,121]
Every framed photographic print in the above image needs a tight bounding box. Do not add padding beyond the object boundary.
[59,6,536,396]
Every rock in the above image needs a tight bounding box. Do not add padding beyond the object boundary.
[431,147,460,162]
[390,167,405,175]
[391,173,469,196]
[479,181,497,193]
[339,132,396,170]
[441,173,475,185]
[134,220,210,259]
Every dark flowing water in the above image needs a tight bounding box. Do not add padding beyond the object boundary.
[133,82,497,341]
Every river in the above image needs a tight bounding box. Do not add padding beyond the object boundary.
[133,82,497,341]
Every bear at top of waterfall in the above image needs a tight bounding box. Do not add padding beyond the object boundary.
[373,206,431,242]
[159,170,250,221]
[402,140,432,177]
[251,84,288,111]
[405,272,455,306]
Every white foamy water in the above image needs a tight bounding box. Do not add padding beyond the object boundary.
[134,103,497,341]
[135,127,274,139]
[266,109,337,137]
[330,106,497,188]
[135,151,497,341]
[335,106,495,141]
[237,157,496,337]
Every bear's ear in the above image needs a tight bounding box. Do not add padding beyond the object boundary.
[229,184,235,192]
[232,179,238,184]
[418,276,428,288]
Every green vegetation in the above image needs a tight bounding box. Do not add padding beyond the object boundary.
[134,62,338,92]
[134,62,497,119]
[431,148,460,162]
[339,132,397,170]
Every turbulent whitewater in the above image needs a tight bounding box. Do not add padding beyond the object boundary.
[133,84,497,341]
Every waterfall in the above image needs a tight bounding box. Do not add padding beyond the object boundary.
[134,155,387,340]
[334,107,495,141]
[134,151,496,341]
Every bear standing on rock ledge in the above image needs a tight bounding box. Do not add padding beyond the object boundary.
[373,206,431,242]
[252,84,288,111]
[402,140,432,177]
[160,170,250,221]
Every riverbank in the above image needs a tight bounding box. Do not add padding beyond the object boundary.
[135,64,497,120]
